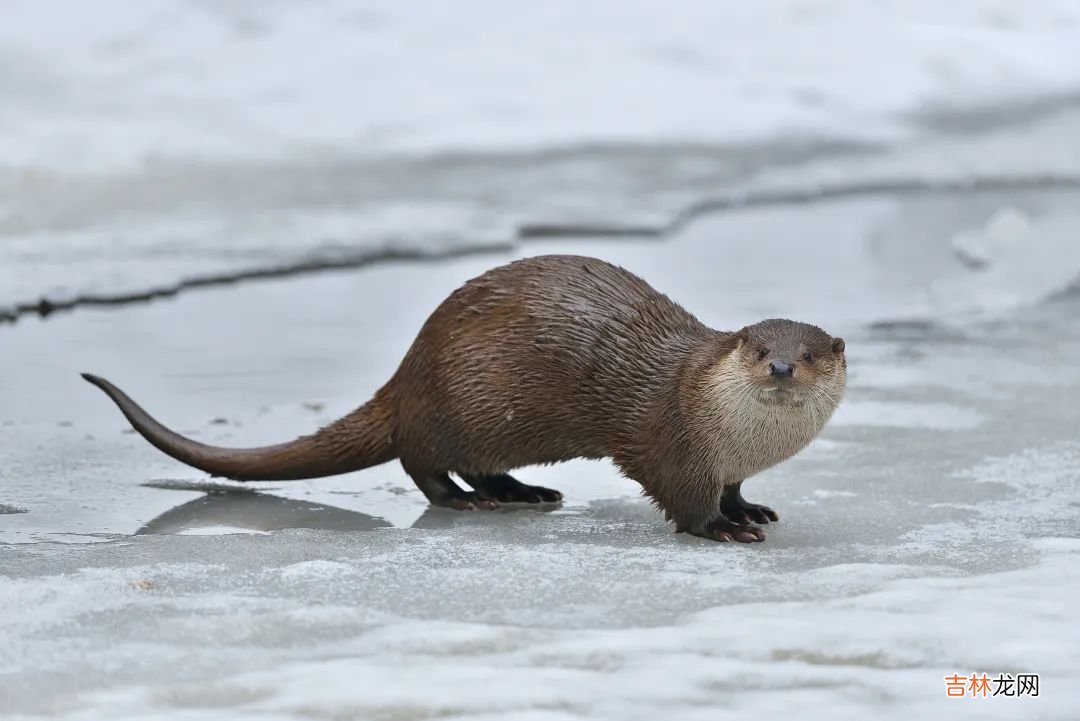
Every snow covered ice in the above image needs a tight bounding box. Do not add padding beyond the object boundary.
[3,2,1080,720]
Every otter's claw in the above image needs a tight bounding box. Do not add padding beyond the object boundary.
[699,517,766,543]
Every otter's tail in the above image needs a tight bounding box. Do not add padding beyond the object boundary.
[81,373,397,481]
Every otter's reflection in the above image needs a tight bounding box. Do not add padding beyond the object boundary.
[136,482,562,535]
[136,490,393,535]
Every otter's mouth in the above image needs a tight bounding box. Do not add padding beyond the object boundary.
[758,386,804,407]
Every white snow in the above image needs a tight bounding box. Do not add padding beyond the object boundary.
[3,0,1080,171]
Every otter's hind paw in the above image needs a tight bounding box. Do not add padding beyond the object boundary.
[459,473,563,504]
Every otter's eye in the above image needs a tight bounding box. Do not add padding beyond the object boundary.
[756,348,769,361]
[802,351,814,363]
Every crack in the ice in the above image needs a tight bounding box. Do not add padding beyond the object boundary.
[3,172,1080,327]
[0,244,514,325]
[518,172,1080,237]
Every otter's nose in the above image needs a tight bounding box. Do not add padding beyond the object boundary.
[769,361,794,378]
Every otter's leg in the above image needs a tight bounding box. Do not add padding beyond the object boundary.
[719,482,779,525]
[623,464,766,544]
[405,468,499,511]
[459,473,563,504]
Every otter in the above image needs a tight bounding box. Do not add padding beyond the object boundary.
[83,254,846,543]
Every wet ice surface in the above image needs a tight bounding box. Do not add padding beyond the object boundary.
[4,190,1080,719]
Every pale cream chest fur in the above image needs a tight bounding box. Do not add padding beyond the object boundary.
[695,357,843,486]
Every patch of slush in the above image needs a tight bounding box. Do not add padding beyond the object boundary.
[888,442,1080,566]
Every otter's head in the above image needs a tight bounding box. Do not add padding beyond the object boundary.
[729,318,846,409]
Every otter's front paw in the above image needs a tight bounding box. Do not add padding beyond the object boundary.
[721,501,778,525]
[696,517,766,543]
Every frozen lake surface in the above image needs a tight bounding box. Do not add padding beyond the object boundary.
[4,2,1080,719]
[4,189,1080,719]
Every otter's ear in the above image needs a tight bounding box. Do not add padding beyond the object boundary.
[831,337,846,355]
[733,327,750,346]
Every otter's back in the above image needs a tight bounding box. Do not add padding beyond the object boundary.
[391,255,714,470]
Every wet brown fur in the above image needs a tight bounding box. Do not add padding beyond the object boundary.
[83,254,846,540]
